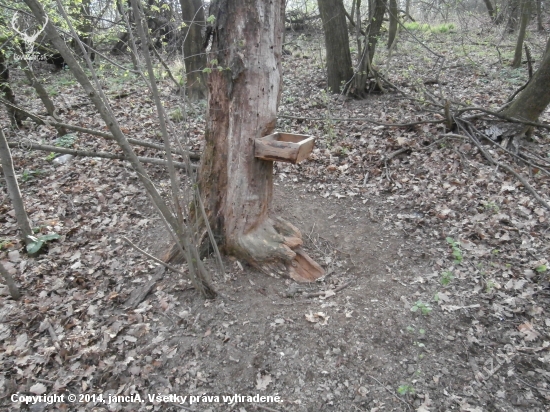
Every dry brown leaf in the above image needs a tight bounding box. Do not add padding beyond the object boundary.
[518,322,540,341]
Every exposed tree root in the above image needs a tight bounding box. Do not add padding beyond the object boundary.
[164,216,325,283]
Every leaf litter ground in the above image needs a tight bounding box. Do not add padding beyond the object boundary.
[1,20,550,412]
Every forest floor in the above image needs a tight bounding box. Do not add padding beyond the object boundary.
[1,17,550,412]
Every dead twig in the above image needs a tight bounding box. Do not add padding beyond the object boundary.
[365,375,412,410]
[279,114,446,127]
[253,404,283,412]
[7,141,195,171]
[459,106,550,130]
[0,261,21,300]
[300,281,354,298]
[124,266,166,309]
[0,98,200,160]
[450,128,550,211]
[122,236,187,276]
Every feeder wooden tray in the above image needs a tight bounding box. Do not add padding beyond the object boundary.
[254,132,314,164]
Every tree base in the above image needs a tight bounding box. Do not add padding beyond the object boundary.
[163,216,324,283]
[235,217,324,282]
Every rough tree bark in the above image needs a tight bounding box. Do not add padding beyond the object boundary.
[482,0,496,20]
[0,50,25,127]
[511,0,530,68]
[317,0,353,94]
[70,0,94,60]
[21,60,68,136]
[0,129,34,251]
[536,0,544,31]
[196,0,324,281]
[179,0,207,100]
[504,36,550,123]
[507,0,520,32]
[387,0,398,49]
[367,0,387,65]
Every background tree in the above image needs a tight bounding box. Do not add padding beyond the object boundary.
[511,0,530,68]
[0,47,25,127]
[317,0,353,93]
[504,36,550,123]
[507,0,520,32]
[179,0,207,100]
[536,0,544,31]
[482,0,497,20]
[387,0,398,48]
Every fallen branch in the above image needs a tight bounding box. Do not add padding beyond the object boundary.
[121,236,186,276]
[7,141,196,171]
[301,281,353,299]
[449,130,550,211]
[0,98,201,160]
[458,106,550,130]
[124,266,166,309]
[0,261,21,300]
[366,375,413,410]
[279,114,446,127]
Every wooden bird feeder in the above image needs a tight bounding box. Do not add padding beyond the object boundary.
[254,132,315,164]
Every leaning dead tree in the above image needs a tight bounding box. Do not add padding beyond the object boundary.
[170,0,324,281]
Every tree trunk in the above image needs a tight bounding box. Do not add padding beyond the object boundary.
[179,0,207,101]
[482,0,496,20]
[317,0,353,94]
[536,0,544,31]
[504,36,550,122]
[0,50,25,127]
[506,0,520,32]
[387,0,398,48]
[511,0,531,68]
[21,60,68,136]
[197,0,324,281]
[0,129,34,251]
[367,0,387,65]
[71,0,94,60]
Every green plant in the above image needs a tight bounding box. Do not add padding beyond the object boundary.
[397,384,415,395]
[535,265,547,273]
[55,134,77,148]
[45,152,56,161]
[26,233,60,254]
[402,22,455,33]
[440,270,454,286]
[0,239,14,250]
[411,301,432,315]
[170,107,185,123]
[21,169,43,182]
[485,280,496,293]
[483,201,500,213]
[446,237,463,263]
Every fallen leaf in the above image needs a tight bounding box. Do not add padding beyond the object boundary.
[256,373,272,390]
[30,383,47,395]
[518,322,540,341]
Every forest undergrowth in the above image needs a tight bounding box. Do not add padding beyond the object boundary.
[0,17,549,412]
